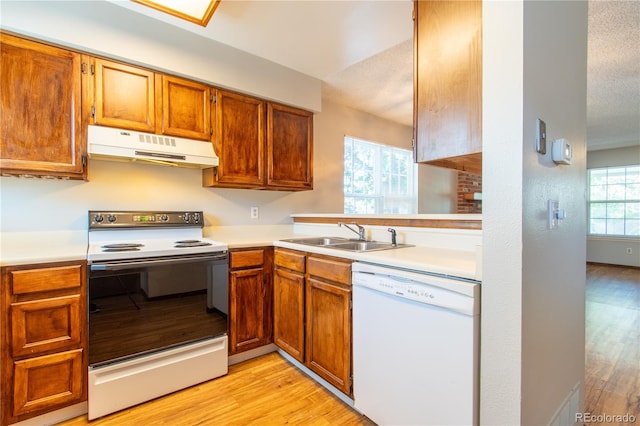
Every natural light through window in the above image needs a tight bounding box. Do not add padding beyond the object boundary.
[588,165,640,236]
[343,136,417,214]
[132,0,220,26]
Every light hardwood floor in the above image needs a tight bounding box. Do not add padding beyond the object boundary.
[57,263,638,426]
[58,352,374,426]
[584,263,640,423]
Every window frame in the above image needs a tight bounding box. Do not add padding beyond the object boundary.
[587,164,640,238]
[343,136,417,214]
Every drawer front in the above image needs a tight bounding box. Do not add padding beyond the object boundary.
[10,264,82,295]
[307,256,352,286]
[13,349,84,416]
[274,249,306,273]
[10,295,82,357]
[230,249,265,269]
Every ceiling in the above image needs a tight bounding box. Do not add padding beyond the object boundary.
[113,0,639,152]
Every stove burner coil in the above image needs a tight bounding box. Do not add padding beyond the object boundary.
[174,240,212,248]
[101,243,144,252]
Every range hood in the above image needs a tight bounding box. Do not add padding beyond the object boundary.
[87,125,218,168]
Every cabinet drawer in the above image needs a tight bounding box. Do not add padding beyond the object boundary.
[307,256,352,286]
[13,349,84,417]
[230,249,264,269]
[10,265,82,295]
[274,249,306,273]
[11,295,82,357]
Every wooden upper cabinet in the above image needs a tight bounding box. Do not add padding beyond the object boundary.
[157,75,212,141]
[267,103,314,190]
[0,33,86,179]
[207,89,265,187]
[414,0,482,175]
[91,58,155,132]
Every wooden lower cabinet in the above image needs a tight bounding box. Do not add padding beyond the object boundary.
[1,261,87,425]
[305,277,352,395]
[228,248,273,355]
[273,267,306,362]
[273,249,353,396]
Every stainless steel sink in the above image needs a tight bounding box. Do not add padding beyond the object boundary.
[280,237,350,246]
[280,237,411,252]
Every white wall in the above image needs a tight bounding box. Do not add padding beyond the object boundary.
[586,146,640,267]
[0,98,425,233]
[315,99,456,214]
[482,1,587,425]
[0,0,321,112]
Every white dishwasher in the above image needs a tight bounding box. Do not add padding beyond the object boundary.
[352,262,480,426]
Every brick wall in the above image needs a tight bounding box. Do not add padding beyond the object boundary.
[457,171,482,213]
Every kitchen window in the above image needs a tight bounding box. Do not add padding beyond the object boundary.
[344,136,417,214]
[588,165,640,236]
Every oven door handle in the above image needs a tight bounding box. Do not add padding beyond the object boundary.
[90,253,228,271]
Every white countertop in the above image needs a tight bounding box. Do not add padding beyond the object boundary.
[1,225,481,281]
[1,231,88,266]
[274,240,479,281]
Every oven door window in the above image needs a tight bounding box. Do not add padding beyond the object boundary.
[89,258,228,367]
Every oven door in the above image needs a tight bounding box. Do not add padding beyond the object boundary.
[88,251,228,367]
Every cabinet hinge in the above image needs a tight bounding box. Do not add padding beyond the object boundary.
[91,105,96,118]
[90,64,95,75]
[212,94,217,103]
[81,63,87,74]
[82,155,87,167]
[349,299,353,310]
[210,127,213,136]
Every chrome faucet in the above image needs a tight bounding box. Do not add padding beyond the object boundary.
[338,221,366,241]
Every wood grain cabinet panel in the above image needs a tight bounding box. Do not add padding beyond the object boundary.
[305,277,352,395]
[10,295,81,357]
[414,0,482,174]
[12,349,84,417]
[0,33,86,179]
[273,250,353,396]
[273,266,305,362]
[228,248,273,355]
[158,75,212,141]
[206,89,265,187]
[91,57,156,132]
[1,260,87,425]
[203,94,313,191]
[10,264,82,295]
[266,103,313,190]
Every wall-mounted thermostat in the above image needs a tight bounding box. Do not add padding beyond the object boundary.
[552,138,572,165]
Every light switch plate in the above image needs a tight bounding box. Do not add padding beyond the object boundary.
[548,199,559,229]
[536,118,547,154]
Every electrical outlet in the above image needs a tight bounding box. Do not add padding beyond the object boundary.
[250,206,259,219]
[627,248,633,255]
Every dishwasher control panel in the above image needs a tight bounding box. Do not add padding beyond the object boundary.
[352,263,479,316]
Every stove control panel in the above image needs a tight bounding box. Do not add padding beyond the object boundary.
[89,211,205,228]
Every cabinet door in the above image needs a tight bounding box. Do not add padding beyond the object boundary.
[11,295,81,357]
[273,268,305,362]
[266,103,313,190]
[12,349,84,417]
[206,90,265,187]
[305,277,352,396]
[92,58,155,132]
[158,75,212,141]
[0,33,85,179]
[414,0,482,174]
[229,268,267,354]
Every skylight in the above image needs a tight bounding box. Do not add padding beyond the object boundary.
[131,0,221,26]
